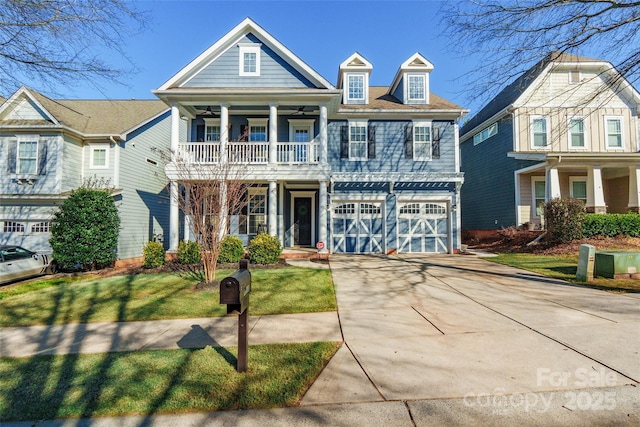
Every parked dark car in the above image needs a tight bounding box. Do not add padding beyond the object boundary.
[0,245,54,285]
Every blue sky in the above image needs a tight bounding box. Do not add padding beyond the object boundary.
[59,1,481,111]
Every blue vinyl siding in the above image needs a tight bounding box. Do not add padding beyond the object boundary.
[392,79,404,103]
[184,34,317,89]
[191,115,320,142]
[459,116,536,230]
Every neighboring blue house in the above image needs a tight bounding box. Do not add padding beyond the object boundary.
[0,87,171,264]
[459,52,640,232]
[156,18,468,254]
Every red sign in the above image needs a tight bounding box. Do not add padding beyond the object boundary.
[316,241,325,250]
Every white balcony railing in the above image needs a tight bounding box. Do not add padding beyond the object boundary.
[177,141,320,165]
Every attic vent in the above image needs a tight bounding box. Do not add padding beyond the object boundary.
[146,158,158,166]
[349,58,366,67]
[409,59,426,66]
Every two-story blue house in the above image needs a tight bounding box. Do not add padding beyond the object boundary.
[156,18,467,254]
[0,86,171,264]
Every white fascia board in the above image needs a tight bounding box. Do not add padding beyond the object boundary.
[335,109,467,121]
[514,161,548,176]
[0,86,60,125]
[507,152,548,162]
[158,18,335,91]
[119,108,171,139]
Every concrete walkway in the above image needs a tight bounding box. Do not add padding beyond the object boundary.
[3,254,640,426]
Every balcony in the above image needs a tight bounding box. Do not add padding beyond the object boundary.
[177,141,320,165]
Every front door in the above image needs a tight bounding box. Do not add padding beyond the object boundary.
[294,197,312,246]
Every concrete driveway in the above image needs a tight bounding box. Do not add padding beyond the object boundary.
[303,254,640,424]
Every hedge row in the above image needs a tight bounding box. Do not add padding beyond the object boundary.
[582,213,640,238]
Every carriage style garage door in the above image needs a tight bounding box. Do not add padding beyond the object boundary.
[397,202,449,253]
[332,201,384,254]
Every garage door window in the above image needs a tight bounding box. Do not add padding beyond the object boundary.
[335,203,355,215]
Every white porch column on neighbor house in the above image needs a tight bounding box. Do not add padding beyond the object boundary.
[278,182,285,245]
[587,165,607,213]
[268,180,277,236]
[183,187,191,241]
[170,103,180,158]
[545,166,561,200]
[318,180,328,253]
[220,103,229,160]
[169,180,180,252]
[629,165,640,213]
[269,102,278,164]
[319,103,328,164]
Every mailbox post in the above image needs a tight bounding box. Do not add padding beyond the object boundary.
[220,259,251,372]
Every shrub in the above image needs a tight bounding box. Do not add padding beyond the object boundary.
[218,235,245,264]
[583,213,640,238]
[143,241,165,268]
[247,233,282,265]
[544,197,585,243]
[177,240,201,264]
[50,187,120,271]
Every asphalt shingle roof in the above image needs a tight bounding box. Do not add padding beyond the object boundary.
[340,86,464,111]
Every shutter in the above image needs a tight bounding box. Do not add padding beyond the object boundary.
[432,126,440,159]
[404,124,413,159]
[38,138,48,175]
[367,125,376,159]
[340,125,349,158]
[7,138,17,173]
[196,124,205,142]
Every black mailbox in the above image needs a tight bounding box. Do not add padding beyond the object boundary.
[220,259,251,314]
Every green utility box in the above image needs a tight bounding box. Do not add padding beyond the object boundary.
[594,251,640,279]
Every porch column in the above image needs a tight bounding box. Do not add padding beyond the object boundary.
[220,103,229,161]
[268,180,277,236]
[170,103,180,159]
[545,166,561,200]
[278,182,285,245]
[169,180,180,252]
[319,103,328,164]
[183,187,191,241]
[318,180,328,253]
[629,165,640,213]
[586,165,607,213]
[269,102,278,164]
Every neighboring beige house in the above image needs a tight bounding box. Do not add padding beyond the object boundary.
[460,52,640,231]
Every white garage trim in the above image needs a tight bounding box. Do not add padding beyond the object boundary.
[397,201,450,253]
[331,200,385,254]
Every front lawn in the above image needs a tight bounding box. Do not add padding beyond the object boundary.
[0,342,339,422]
[489,253,640,292]
[0,267,336,327]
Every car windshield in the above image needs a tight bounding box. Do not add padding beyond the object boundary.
[1,247,34,262]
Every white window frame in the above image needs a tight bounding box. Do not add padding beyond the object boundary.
[3,221,25,232]
[569,177,587,203]
[406,73,426,103]
[247,187,267,235]
[345,73,367,103]
[531,176,546,219]
[569,70,581,84]
[604,116,624,149]
[568,117,587,149]
[203,118,221,142]
[530,116,549,149]
[247,118,268,142]
[412,120,432,161]
[348,120,368,161]
[239,44,261,77]
[89,143,109,169]
[17,135,39,175]
[473,122,498,145]
[288,119,315,142]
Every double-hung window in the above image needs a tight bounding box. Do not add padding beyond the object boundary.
[346,74,365,103]
[407,74,426,102]
[239,44,260,76]
[248,189,266,235]
[569,178,587,204]
[349,122,368,160]
[605,117,623,148]
[90,144,109,169]
[413,122,432,161]
[18,139,38,174]
[532,177,546,218]
[205,125,220,142]
[569,118,585,148]
[531,117,548,148]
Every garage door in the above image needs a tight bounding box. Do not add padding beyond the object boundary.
[397,202,448,253]
[332,202,384,254]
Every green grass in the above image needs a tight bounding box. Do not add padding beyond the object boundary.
[0,267,336,327]
[0,342,339,422]
[489,253,640,292]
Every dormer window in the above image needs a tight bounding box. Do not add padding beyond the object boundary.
[239,44,261,76]
[348,74,365,101]
[407,74,426,102]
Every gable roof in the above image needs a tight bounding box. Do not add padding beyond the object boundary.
[157,17,334,91]
[0,87,168,138]
[459,52,636,139]
[336,52,373,89]
[389,52,434,96]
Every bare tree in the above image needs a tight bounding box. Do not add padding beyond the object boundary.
[0,0,147,94]
[442,0,640,105]
[161,143,256,285]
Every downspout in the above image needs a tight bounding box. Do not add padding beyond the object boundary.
[110,135,121,188]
